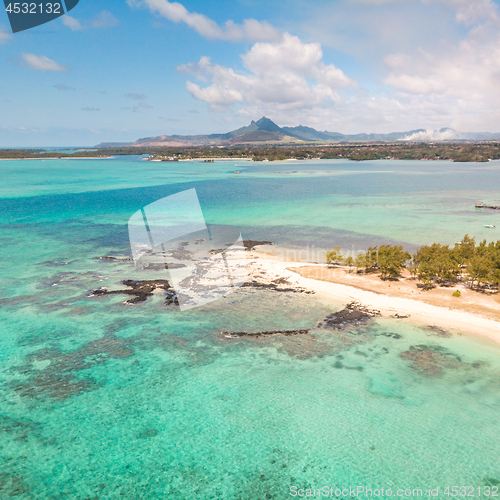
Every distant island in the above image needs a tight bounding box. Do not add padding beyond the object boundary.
[2,117,500,161]
[3,143,500,162]
[98,117,500,147]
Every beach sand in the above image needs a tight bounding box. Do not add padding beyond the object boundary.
[247,251,500,343]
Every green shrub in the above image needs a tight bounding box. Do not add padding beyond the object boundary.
[452,290,461,297]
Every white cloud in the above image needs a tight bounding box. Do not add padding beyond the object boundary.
[91,11,120,28]
[382,9,500,131]
[346,0,500,24]
[21,54,68,72]
[186,81,243,105]
[0,26,12,44]
[62,10,119,31]
[62,15,83,30]
[428,0,500,25]
[127,0,281,42]
[401,128,458,141]
[178,34,357,112]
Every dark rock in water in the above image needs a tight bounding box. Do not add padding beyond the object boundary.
[138,262,167,271]
[379,332,402,339]
[207,248,225,255]
[221,328,310,338]
[138,262,186,271]
[164,291,179,306]
[40,260,77,266]
[484,478,500,487]
[88,279,177,305]
[272,277,291,285]
[137,428,159,439]
[332,359,363,370]
[318,302,380,330]
[99,256,133,262]
[242,240,274,250]
[241,280,314,294]
[354,350,369,357]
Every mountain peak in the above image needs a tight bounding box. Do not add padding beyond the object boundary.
[254,117,282,132]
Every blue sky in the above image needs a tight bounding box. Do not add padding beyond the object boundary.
[1,0,500,146]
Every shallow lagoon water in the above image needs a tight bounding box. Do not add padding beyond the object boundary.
[1,157,500,499]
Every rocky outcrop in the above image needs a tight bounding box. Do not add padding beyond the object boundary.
[88,279,177,305]
[241,277,314,294]
[317,302,381,330]
[242,240,274,250]
[221,329,310,338]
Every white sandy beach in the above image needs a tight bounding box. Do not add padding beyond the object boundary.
[249,253,500,343]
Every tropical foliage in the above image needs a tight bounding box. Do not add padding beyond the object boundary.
[326,235,500,290]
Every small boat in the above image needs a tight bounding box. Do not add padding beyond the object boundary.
[484,224,496,228]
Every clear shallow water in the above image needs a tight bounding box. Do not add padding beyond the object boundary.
[1,157,500,499]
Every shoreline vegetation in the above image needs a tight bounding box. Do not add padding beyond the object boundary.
[247,234,500,343]
[324,235,500,291]
[2,142,500,162]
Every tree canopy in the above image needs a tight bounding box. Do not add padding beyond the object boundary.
[327,234,500,291]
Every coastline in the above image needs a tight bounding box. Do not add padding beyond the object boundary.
[248,251,500,344]
[0,157,112,161]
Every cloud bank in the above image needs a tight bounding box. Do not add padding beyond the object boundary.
[178,34,357,114]
[380,0,500,131]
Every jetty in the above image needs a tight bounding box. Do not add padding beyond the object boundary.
[475,201,500,210]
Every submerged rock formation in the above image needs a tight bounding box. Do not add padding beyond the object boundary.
[400,344,463,377]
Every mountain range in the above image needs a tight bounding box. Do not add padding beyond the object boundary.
[96,117,500,147]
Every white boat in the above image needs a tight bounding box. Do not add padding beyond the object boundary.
[484,224,496,228]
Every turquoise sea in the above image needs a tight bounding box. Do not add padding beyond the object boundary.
[1,156,500,499]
